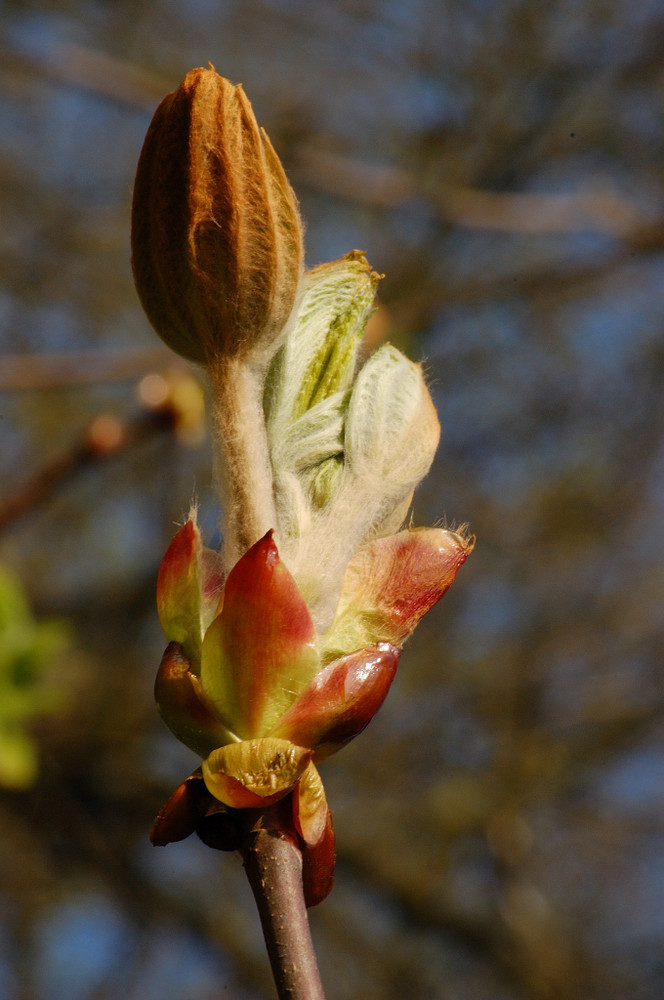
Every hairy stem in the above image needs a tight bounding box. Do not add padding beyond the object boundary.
[208,357,277,569]
[240,800,326,1000]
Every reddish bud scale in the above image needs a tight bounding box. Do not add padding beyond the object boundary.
[205,773,290,810]
[155,642,232,757]
[156,519,199,641]
[300,808,335,908]
[203,530,319,738]
[150,771,208,846]
[371,532,469,638]
[272,643,400,758]
[203,739,313,809]
[323,527,474,659]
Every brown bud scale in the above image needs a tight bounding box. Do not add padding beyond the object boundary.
[131,66,303,364]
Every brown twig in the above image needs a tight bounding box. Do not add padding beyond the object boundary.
[4,38,654,241]
[0,38,170,112]
[289,146,652,236]
[0,409,173,533]
[240,800,326,1000]
[0,347,172,391]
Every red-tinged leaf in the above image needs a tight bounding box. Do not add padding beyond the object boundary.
[202,738,312,809]
[321,527,473,660]
[200,531,319,738]
[292,762,328,845]
[155,641,236,756]
[272,643,400,758]
[157,516,226,666]
[150,769,209,845]
[301,807,335,907]
[157,519,201,657]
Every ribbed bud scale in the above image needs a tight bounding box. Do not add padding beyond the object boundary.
[131,66,303,365]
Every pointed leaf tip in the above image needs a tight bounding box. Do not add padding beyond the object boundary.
[157,517,225,667]
[157,518,200,641]
[201,531,319,738]
[322,527,472,656]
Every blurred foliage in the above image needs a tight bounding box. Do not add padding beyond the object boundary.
[0,566,69,788]
[1,1,664,999]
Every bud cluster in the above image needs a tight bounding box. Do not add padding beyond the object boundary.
[263,251,442,628]
[131,66,473,906]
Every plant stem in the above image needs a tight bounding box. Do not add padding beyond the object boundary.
[240,800,326,1000]
[208,357,277,570]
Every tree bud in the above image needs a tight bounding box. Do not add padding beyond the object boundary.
[131,65,303,365]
